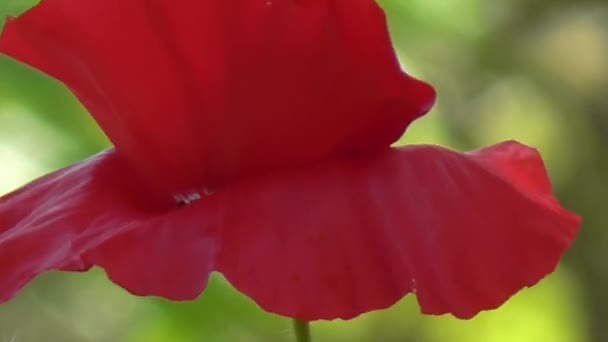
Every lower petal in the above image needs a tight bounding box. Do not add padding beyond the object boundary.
[80,204,219,301]
[0,149,218,302]
[215,142,580,320]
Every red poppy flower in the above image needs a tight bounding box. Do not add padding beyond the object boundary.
[0,0,580,321]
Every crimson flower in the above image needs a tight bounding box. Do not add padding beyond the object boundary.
[0,0,580,321]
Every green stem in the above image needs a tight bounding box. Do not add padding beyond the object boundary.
[292,319,311,342]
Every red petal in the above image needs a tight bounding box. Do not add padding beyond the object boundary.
[0,150,218,302]
[214,142,580,320]
[78,200,221,300]
[0,0,435,193]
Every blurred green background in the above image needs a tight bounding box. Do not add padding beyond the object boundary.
[0,0,606,341]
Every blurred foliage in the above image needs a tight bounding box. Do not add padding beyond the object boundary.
[0,0,606,341]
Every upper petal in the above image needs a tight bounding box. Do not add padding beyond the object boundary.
[0,150,218,302]
[214,142,581,320]
[0,0,435,193]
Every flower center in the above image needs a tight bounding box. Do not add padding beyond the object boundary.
[174,191,203,207]
[173,188,215,207]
